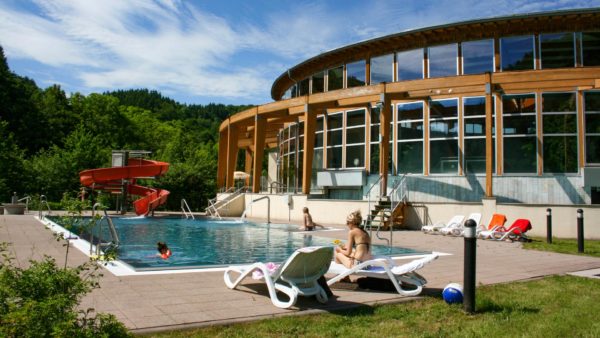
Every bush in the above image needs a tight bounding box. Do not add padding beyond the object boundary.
[0,243,131,337]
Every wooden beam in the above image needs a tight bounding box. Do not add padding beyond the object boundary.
[379,94,392,197]
[252,116,267,193]
[485,72,494,197]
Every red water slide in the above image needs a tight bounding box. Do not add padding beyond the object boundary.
[79,159,170,216]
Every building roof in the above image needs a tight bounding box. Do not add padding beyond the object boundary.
[271,8,600,100]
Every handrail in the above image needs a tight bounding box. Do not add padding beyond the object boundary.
[269,181,286,194]
[365,175,383,238]
[18,196,31,213]
[181,198,194,219]
[206,185,248,219]
[38,195,51,218]
[251,196,271,224]
[90,205,119,256]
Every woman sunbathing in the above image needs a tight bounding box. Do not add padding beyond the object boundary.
[335,210,372,268]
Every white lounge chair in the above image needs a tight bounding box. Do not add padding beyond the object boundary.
[421,215,465,234]
[224,246,333,309]
[440,212,482,236]
[326,253,439,296]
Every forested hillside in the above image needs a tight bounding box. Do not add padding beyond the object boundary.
[0,46,251,211]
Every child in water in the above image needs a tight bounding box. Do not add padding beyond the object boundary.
[302,207,325,231]
[157,241,172,259]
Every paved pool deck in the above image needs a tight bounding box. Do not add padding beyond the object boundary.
[2,213,600,334]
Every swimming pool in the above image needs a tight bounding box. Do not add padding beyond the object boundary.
[48,216,426,271]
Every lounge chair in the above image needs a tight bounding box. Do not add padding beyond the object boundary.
[476,213,507,238]
[326,253,439,296]
[421,215,465,234]
[440,212,482,236]
[479,218,532,241]
[223,246,333,309]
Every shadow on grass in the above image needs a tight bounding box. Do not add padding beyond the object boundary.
[476,299,540,315]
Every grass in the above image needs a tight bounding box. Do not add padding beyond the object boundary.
[143,275,600,337]
[523,237,600,257]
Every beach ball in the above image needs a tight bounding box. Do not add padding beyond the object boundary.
[442,283,463,304]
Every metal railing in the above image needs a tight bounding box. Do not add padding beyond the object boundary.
[250,196,271,224]
[89,204,119,256]
[18,196,31,213]
[269,181,286,194]
[206,185,248,219]
[181,198,194,219]
[364,175,383,233]
[38,195,51,218]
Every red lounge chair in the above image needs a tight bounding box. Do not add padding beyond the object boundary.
[481,218,532,241]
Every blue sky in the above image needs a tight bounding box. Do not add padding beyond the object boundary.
[1,0,598,105]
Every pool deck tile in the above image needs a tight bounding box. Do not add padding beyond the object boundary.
[2,214,600,334]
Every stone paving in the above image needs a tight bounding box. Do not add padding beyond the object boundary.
[2,214,600,334]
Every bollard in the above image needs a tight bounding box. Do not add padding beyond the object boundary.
[546,208,552,244]
[577,209,584,253]
[463,218,477,314]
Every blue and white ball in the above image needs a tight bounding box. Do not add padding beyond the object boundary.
[442,283,464,304]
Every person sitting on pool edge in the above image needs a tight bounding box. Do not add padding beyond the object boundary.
[302,207,325,231]
[157,241,172,259]
[335,210,372,268]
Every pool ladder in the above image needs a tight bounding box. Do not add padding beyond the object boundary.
[38,195,52,218]
[181,198,195,219]
[90,203,120,256]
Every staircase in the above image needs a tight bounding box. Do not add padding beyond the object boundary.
[364,174,409,231]
[365,198,408,230]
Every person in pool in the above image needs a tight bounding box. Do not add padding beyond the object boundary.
[334,210,372,268]
[157,241,172,259]
[302,207,325,231]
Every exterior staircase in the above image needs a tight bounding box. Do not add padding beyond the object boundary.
[365,198,408,230]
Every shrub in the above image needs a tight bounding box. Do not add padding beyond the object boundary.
[0,244,130,337]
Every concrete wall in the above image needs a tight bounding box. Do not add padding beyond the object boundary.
[227,192,600,239]
[241,193,370,226]
[378,175,591,205]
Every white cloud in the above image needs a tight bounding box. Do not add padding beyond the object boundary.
[0,0,599,104]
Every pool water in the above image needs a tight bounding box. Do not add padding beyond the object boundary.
[50,216,426,271]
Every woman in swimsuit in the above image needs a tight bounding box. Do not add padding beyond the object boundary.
[335,210,372,268]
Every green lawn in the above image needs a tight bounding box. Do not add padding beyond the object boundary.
[523,237,600,257]
[144,275,600,337]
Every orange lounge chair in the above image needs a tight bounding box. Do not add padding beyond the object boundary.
[476,213,507,238]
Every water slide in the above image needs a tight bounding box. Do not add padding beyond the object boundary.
[79,158,170,216]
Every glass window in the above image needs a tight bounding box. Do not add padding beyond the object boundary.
[501,35,535,71]
[290,84,298,98]
[462,39,494,75]
[298,78,309,96]
[397,102,424,174]
[584,91,600,164]
[502,94,537,173]
[397,49,423,81]
[582,32,600,67]
[345,109,365,168]
[328,66,343,91]
[429,44,458,78]
[370,107,380,174]
[347,60,366,88]
[326,113,343,168]
[312,71,325,94]
[463,97,495,174]
[429,99,458,174]
[371,54,393,84]
[540,33,575,69]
